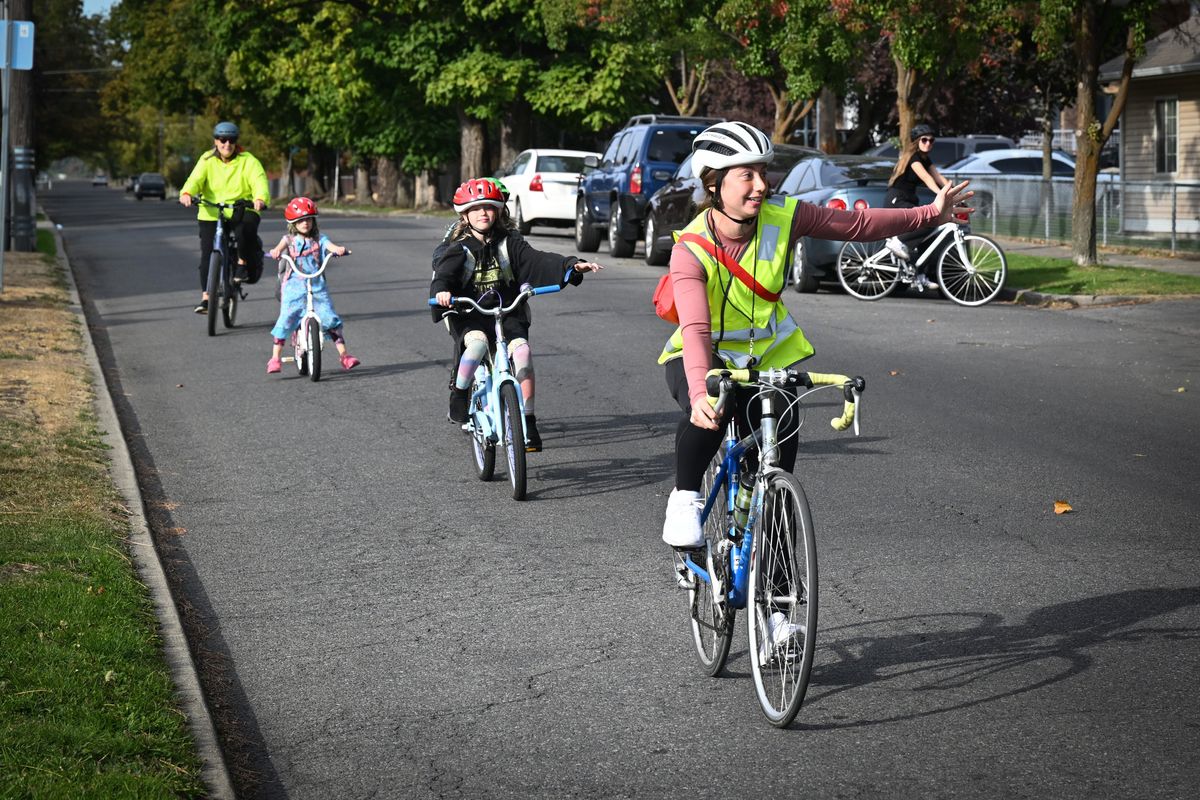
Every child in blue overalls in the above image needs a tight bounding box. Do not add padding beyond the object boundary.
[266,196,360,374]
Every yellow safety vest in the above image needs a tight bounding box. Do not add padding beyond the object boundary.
[658,195,814,369]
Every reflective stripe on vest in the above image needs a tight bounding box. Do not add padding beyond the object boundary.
[658,196,815,369]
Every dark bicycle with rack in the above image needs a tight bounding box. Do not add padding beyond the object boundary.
[193,197,258,336]
[675,366,864,727]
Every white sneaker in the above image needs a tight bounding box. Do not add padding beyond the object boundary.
[885,236,911,261]
[662,488,704,548]
[758,611,806,663]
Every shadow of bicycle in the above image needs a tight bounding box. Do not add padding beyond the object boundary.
[792,586,1200,730]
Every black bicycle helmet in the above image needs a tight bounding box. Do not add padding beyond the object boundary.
[909,124,936,142]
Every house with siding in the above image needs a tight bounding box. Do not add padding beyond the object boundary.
[1100,12,1200,237]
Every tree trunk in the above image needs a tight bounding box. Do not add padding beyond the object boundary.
[1041,96,1054,181]
[374,156,400,206]
[894,56,918,145]
[353,159,371,206]
[304,147,328,198]
[396,170,415,209]
[665,53,710,116]
[499,101,531,173]
[767,83,814,144]
[458,109,486,182]
[414,170,439,210]
[818,87,838,154]
[9,0,35,250]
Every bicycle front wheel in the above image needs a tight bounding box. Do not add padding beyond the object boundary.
[500,382,527,500]
[205,253,221,337]
[937,234,1007,307]
[306,318,322,382]
[689,454,735,676]
[469,384,496,481]
[836,240,900,301]
[747,471,817,727]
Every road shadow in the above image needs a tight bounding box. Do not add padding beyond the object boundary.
[78,276,286,798]
[790,585,1200,730]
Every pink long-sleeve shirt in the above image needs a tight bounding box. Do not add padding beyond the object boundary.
[670,202,940,407]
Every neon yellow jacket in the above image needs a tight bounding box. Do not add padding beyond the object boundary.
[180,149,270,222]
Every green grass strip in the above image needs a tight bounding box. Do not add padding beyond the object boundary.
[1006,253,1200,296]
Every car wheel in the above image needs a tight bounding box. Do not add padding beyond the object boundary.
[790,238,820,293]
[515,199,532,236]
[643,212,670,266]
[607,200,635,259]
[575,197,601,252]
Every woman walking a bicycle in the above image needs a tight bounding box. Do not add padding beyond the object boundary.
[179,121,270,314]
[883,123,951,290]
[430,178,603,451]
[660,121,972,548]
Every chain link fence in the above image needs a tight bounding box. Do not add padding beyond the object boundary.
[942,173,1200,256]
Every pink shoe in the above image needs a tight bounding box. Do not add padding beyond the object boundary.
[266,357,282,374]
[340,354,360,371]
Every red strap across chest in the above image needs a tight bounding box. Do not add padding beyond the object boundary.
[678,232,781,303]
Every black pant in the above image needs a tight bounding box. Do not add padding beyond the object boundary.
[665,354,800,492]
[197,212,261,290]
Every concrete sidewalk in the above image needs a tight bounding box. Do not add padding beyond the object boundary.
[993,235,1200,277]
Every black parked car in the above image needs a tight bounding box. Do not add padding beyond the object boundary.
[642,143,820,266]
[135,172,167,200]
[575,114,724,258]
[777,154,934,292]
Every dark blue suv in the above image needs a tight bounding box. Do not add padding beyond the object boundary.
[575,115,723,258]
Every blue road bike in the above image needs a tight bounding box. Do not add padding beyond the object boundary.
[675,367,864,726]
[194,197,255,337]
[430,281,564,501]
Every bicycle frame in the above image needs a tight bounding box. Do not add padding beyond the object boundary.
[863,221,971,279]
[276,250,337,369]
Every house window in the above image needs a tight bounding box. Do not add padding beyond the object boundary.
[1155,98,1177,174]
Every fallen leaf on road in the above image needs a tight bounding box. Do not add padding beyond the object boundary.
[1054,500,1073,515]
[176,384,184,388]
[889,370,900,376]
[1177,387,1186,393]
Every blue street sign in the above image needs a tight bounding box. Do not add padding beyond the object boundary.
[0,21,35,71]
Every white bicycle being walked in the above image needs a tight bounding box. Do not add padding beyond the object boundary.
[836,221,1007,307]
[274,249,347,382]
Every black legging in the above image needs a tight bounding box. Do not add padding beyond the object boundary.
[665,354,801,492]
[196,211,261,290]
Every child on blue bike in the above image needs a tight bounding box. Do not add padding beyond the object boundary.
[430,178,602,451]
[266,197,360,374]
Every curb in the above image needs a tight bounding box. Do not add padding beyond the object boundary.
[50,220,236,800]
[999,286,1161,307]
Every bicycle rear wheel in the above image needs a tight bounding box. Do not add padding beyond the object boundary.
[688,454,735,676]
[500,382,526,500]
[205,253,221,337]
[937,233,1007,307]
[306,318,322,382]
[222,282,238,328]
[836,240,900,300]
[747,471,817,727]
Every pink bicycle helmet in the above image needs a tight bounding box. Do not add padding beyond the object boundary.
[284,196,318,222]
[452,179,505,213]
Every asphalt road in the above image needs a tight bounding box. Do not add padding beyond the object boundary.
[45,182,1200,799]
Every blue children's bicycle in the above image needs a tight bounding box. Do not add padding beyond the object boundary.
[429,281,563,501]
[273,249,348,383]
[675,367,864,727]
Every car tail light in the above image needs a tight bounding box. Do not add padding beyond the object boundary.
[529,173,543,192]
[631,165,642,195]
[853,199,869,210]
[955,211,969,222]
[827,198,847,210]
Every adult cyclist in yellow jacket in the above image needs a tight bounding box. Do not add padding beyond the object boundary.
[660,121,973,549]
[179,121,270,314]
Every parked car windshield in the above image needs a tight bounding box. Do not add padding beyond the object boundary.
[138,172,165,184]
[535,155,587,174]
[647,128,703,165]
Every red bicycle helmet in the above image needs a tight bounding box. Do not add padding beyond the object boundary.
[452,179,505,213]
[284,196,318,222]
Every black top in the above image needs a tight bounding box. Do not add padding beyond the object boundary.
[889,151,933,203]
[429,227,583,331]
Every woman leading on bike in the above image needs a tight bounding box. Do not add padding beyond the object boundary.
[179,121,270,314]
[430,178,603,452]
[883,123,951,290]
[660,121,972,548]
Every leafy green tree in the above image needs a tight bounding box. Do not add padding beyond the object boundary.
[1034,0,1158,266]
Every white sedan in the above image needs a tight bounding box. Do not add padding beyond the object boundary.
[498,149,599,234]
[943,148,1119,218]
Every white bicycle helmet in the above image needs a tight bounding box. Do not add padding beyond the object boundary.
[691,121,774,174]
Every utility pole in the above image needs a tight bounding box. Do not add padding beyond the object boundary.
[7,0,33,252]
